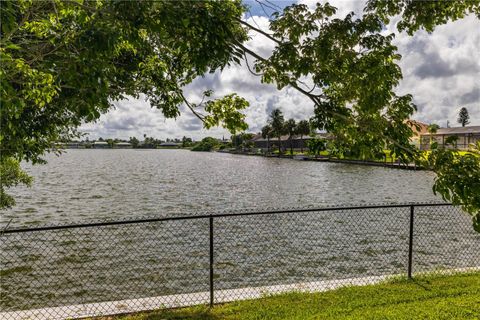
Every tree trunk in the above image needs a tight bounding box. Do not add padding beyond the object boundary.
[267,136,270,154]
[300,135,303,153]
[290,137,293,155]
[278,136,281,155]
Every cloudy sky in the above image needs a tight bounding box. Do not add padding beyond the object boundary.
[80,0,480,140]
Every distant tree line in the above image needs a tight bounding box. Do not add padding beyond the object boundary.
[61,134,239,151]
[60,135,196,149]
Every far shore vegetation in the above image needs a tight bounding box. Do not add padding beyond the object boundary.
[57,114,479,168]
[59,107,478,171]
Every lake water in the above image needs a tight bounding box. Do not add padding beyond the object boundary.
[2,150,479,314]
[3,149,440,228]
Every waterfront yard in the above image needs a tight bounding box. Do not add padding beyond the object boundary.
[108,272,480,320]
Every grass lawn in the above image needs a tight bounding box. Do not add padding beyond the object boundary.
[106,272,480,320]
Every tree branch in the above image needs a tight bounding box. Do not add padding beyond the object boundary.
[179,91,206,123]
[254,0,280,12]
[237,40,326,100]
[236,18,282,45]
[237,40,416,157]
[244,52,263,76]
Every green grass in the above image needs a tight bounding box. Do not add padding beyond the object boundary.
[106,272,480,320]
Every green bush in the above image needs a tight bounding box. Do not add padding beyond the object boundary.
[191,137,219,152]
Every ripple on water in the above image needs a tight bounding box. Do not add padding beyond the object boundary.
[4,149,440,227]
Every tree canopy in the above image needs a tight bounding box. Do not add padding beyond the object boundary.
[365,0,480,35]
[1,0,248,208]
[239,0,480,230]
[1,0,479,230]
[1,0,248,165]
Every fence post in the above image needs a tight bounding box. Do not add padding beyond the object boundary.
[209,216,214,307]
[407,205,414,279]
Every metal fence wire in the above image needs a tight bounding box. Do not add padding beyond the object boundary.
[1,203,479,319]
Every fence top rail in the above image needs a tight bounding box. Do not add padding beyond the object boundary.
[1,202,452,234]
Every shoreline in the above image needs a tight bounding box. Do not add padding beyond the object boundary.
[218,150,424,170]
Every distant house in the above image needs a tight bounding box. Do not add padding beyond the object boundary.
[92,141,110,149]
[407,120,429,148]
[250,133,332,150]
[217,138,229,145]
[53,142,81,149]
[113,142,132,149]
[420,126,480,150]
[159,142,179,148]
[65,142,80,149]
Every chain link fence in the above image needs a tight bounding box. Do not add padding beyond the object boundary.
[1,203,479,319]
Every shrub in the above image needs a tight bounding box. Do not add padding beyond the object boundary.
[191,137,219,152]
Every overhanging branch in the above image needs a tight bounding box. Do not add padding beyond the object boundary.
[236,19,282,45]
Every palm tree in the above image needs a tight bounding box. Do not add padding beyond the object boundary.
[261,124,272,154]
[268,109,285,154]
[285,119,297,155]
[427,123,440,149]
[296,120,310,153]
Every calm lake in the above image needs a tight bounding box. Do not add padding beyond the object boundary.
[4,149,440,228]
[2,150,479,313]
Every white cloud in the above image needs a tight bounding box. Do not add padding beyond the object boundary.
[81,1,480,140]
[391,15,480,127]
